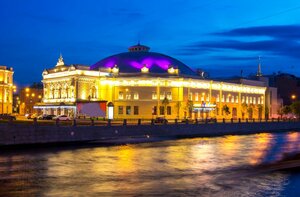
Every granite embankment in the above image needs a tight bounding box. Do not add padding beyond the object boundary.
[1,121,300,146]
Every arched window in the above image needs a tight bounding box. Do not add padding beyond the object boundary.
[91,86,97,98]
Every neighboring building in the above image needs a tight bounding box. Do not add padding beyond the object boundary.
[19,83,43,115]
[0,66,14,114]
[35,44,266,120]
[225,77,282,119]
[267,73,300,106]
[13,94,20,113]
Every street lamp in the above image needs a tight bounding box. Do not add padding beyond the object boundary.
[291,94,296,100]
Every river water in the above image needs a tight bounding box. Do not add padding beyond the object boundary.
[1,131,300,196]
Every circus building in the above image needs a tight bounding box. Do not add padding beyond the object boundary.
[35,44,266,120]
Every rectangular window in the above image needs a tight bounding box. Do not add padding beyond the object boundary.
[236,96,239,103]
[159,106,164,115]
[166,92,172,100]
[160,92,165,100]
[231,96,234,103]
[167,106,171,115]
[118,106,123,115]
[188,92,193,100]
[152,92,157,99]
[253,97,256,104]
[195,93,199,101]
[242,96,245,103]
[153,106,157,115]
[249,97,252,104]
[246,96,249,104]
[134,106,139,115]
[258,97,261,104]
[216,95,220,102]
[222,95,225,102]
[133,92,139,100]
[126,93,131,100]
[126,106,131,115]
[118,91,124,100]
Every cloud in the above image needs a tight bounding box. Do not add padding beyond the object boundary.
[179,24,300,59]
[213,25,300,39]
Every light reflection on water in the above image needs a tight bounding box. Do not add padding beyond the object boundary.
[1,131,300,196]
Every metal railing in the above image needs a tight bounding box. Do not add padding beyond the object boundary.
[0,117,299,127]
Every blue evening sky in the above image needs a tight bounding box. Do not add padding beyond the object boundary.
[1,0,300,86]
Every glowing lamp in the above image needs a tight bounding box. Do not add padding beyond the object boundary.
[141,65,149,73]
[168,66,179,74]
[107,102,114,120]
[111,65,119,74]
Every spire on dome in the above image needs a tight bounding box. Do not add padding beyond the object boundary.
[256,56,262,77]
[128,43,150,52]
[56,53,65,67]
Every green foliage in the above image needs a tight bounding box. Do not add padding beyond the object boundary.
[186,100,193,113]
[162,96,169,106]
[290,101,300,117]
[222,104,230,115]
[282,105,291,115]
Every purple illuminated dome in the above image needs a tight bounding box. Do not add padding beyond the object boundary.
[90,44,197,76]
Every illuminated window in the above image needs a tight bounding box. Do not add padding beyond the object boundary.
[159,106,164,115]
[226,96,229,103]
[195,93,199,101]
[152,92,157,99]
[249,97,252,104]
[253,97,256,104]
[125,92,131,100]
[133,92,139,100]
[188,93,193,100]
[153,106,157,115]
[118,91,124,99]
[216,95,220,102]
[167,106,171,115]
[222,95,225,102]
[258,97,261,104]
[231,96,234,103]
[160,93,165,100]
[118,106,123,115]
[236,96,239,103]
[242,96,245,103]
[166,92,172,100]
[134,106,139,115]
[246,96,249,104]
[126,106,131,115]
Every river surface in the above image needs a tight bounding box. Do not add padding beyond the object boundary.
[1,131,300,196]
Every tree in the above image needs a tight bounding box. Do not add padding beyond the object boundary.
[222,104,230,116]
[241,103,248,119]
[290,101,300,117]
[162,96,169,117]
[265,105,269,119]
[257,104,263,119]
[277,105,291,119]
[186,99,194,118]
[282,105,291,115]
[247,104,254,119]
[175,101,181,119]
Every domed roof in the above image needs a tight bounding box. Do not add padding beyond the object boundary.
[90,44,197,76]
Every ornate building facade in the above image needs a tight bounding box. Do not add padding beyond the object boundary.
[36,45,266,120]
[0,66,14,114]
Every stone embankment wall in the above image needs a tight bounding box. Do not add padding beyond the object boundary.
[1,121,300,146]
